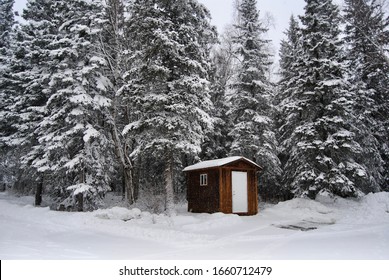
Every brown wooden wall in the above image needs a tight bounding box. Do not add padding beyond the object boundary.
[247,169,259,215]
[187,168,220,213]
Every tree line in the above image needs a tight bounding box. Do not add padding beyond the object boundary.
[0,0,388,213]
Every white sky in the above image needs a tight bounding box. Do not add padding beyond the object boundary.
[13,0,26,12]
[198,0,306,50]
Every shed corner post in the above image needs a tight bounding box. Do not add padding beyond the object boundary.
[218,167,224,213]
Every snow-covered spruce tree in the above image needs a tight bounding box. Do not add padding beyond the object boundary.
[200,64,230,161]
[276,15,303,198]
[0,0,61,195]
[26,0,115,211]
[344,0,389,190]
[281,0,375,198]
[0,0,16,190]
[277,15,302,146]
[0,0,15,115]
[200,27,238,160]
[278,16,301,95]
[0,0,14,53]
[227,0,281,199]
[122,0,217,214]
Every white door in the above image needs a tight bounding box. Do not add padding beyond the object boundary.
[232,171,248,213]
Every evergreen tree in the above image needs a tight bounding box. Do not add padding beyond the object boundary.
[278,16,301,88]
[122,0,217,214]
[0,0,15,128]
[344,0,389,190]
[277,15,302,142]
[0,0,16,189]
[277,15,303,198]
[227,0,281,199]
[201,28,237,160]
[281,0,375,198]
[0,0,14,49]
[0,0,59,194]
[25,0,115,210]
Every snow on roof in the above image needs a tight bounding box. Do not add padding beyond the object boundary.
[183,156,261,171]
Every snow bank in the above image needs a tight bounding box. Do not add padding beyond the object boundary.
[270,192,389,228]
[273,197,333,214]
[361,192,389,214]
[267,198,336,230]
[333,192,389,225]
[94,207,142,221]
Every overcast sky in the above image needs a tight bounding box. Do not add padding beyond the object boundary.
[198,0,309,58]
[13,0,26,12]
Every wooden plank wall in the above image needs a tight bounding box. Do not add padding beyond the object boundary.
[220,168,232,214]
[248,170,258,215]
[187,168,220,213]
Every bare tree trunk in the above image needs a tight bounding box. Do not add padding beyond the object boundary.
[112,122,135,204]
[164,151,175,216]
[98,0,135,205]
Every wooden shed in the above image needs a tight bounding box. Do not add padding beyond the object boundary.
[183,156,262,216]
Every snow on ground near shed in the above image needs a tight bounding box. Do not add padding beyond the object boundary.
[0,192,388,260]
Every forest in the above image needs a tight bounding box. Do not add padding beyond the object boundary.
[0,0,388,213]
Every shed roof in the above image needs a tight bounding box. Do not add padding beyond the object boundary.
[183,156,262,171]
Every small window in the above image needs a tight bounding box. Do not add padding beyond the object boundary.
[200,174,208,186]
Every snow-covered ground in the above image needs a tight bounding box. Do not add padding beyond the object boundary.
[1,191,388,260]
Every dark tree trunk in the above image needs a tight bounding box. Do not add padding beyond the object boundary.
[76,193,83,212]
[35,180,43,206]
